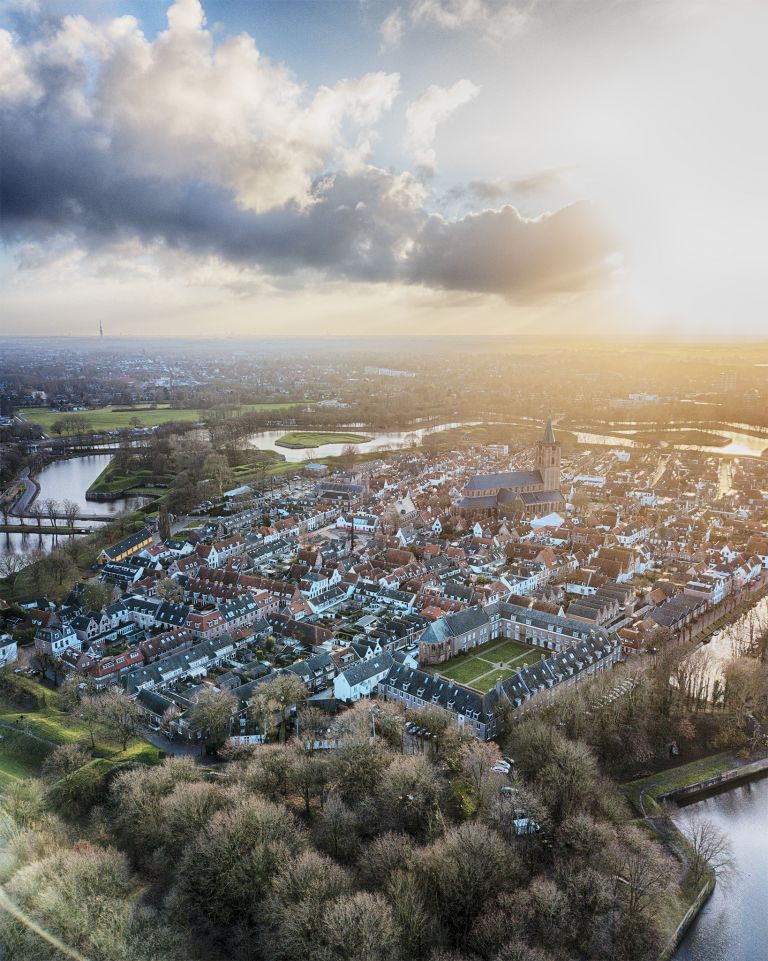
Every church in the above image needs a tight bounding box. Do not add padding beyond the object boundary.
[457,419,565,517]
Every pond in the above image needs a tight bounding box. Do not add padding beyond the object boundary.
[673,775,768,960]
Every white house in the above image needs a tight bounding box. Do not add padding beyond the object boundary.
[333,654,394,702]
[0,634,18,668]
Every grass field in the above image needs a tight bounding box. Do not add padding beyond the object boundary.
[0,728,54,788]
[275,431,371,449]
[18,402,307,434]
[433,637,544,692]
[0,675,161,794]
[87,461,174,496]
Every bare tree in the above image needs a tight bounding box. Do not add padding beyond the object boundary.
[28,502,43,528]
[98,691,143,751]
[0,552,25,586]
[62,498,79,530]
[680,815,735,886]
[43,497,59,523]
[189,689,237,752]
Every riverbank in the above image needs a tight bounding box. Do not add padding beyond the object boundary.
[86,459,171,502]
[625,751,768,959]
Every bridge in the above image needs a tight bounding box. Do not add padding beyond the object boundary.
[0,523,94,535]
[13,512,114,523]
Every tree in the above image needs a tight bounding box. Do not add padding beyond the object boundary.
[418,822,520,948]
[99,691,143,751]
[376,754,444,839]
[317,892,397,961]
[339,444,358,473]
[0,552,25,586]
[31,650,66,687]
[263,850,351,961]
[312,794,359,862]
[297,705,327,752]
[82,581,114,612]
[62,498,79,530]
[203,452,233,498]
[248,673,306,743]
[460,740,504,810]
[41,743,90,783]
[611,825,673,923]
[357,832,416,890]
[28,502,43,528]
[681,815,735,886]
[156,577,183,602]
[44,549,75,587]
[289,749,330,815]
[172,796,307,940]
[333,739,390,806]
[189,689,237,752]
[79,693,105,749]
[43,497,59,525]
[572,488,593,516]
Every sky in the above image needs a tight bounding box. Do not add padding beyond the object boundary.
[1,0,766,339]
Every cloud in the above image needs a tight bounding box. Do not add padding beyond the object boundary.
[379,7,405,50]
[404,79,480,173]
[468,168,565,199]
[0,0,615,304]
[381,0,534,46]
[408,203,613,297]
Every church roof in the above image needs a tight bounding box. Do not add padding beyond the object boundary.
[542,418,556,445]
[465,471,542,491]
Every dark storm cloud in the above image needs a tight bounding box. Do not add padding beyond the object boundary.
[408,203,612,297]
[0,86,613,299]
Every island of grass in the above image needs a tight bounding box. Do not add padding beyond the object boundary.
[18,401,310,434]
[423,637,544,693]
[87,459,174,499]
[422,423,578,451]
[275,431,372,449]
[621,429,731,448]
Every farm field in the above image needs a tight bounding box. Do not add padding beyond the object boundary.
[18,402,307,434]
[431,637,544,692]
[275,431,371,449]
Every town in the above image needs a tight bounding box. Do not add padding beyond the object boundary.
[2,343,768,961]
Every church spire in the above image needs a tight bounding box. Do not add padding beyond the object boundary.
[542,417,556,445]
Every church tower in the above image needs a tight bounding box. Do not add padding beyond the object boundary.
[536,418,561,491]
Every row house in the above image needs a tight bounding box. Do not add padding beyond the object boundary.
[185,607,227,640]
[124,634,237,695]
[34,623,80,657]
[219,596,262,632]
[383,633,621,740]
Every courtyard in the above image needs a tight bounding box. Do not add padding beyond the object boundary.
[426,638,544,693]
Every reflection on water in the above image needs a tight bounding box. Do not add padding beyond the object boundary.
[1,455,145,561]
[246,422,486,461]
[674,776,768,960]
[573,427,768,458]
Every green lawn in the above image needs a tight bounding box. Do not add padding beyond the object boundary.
[474,669,517,693]
[18,402,308,434]
[429,637,544,691]
[0,729,53,789]
[439,658,490,684]
[87,462,173,496]
[624,752,738,813]
[275,431,371,449]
